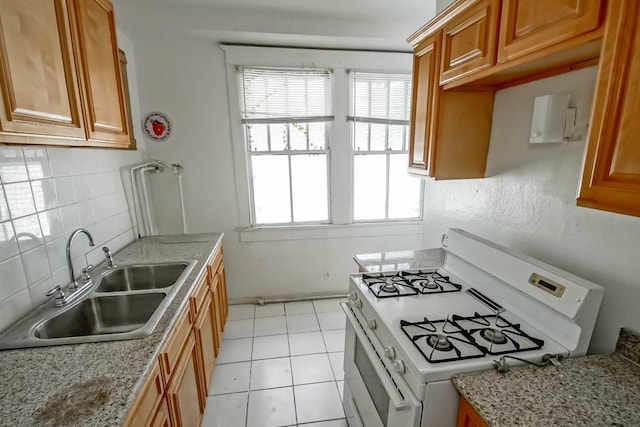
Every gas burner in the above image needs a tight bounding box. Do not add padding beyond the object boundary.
[453,313,545,355]
[362,273,418,298]
[400,317,485,363]
[380,281,400,293]
[400,270,462,294]
[480,328,507,345]
[427,334,453,352]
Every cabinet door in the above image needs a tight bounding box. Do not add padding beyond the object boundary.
[149,398,170,427]
[216,261,228,324]
[194,293,216,404]
[440,0,500,84]
[123,361,164,427]
[211,273,224,354]
[456,396,488,427]
[577,1,640,217]
[498,0,603,63]
[0,0,86,142]
[72,0,130,145]
[408,32,441,176]
[167,334,202,427]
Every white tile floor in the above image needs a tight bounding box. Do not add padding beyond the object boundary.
[202,298,348,427]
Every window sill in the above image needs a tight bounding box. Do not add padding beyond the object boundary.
[238,221,423,242]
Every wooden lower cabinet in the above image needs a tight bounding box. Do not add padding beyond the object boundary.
[122,361,164,427]
[457,396,488,427]
[150,398,171,427]
[125,244,228,427]
[167,334,202,427]
[193,293,216,408]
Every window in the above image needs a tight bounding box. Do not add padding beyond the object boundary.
[226,45,422,236]
[240,68,333,225]
[349,72,422,221]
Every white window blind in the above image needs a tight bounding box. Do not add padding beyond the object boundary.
[239,67,332,225]
[241,68,334,125]
[349,71,422,221]
[348,72,411,127]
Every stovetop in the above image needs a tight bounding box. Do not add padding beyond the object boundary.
[362,270,462,298]
[400,312,545,363]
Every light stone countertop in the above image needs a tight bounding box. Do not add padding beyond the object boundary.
[353,248,445,272]
[0,233,223,427]
[453,331,640,427]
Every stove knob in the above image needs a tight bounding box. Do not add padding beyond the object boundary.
[366,319,376,330]
[384,346,396,359]
[353,299,362,308]
[393,360,406,374]
[348,292,357,301]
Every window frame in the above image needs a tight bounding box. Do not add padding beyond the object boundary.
[223,45,422,240]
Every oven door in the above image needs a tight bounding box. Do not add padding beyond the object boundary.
[341,303,422,427]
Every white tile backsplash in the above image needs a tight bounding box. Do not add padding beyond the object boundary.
[53,177,75,206]
[0,147,28,183]
[5,182,36,218]
[24,148,52,180]
[0,146,144,332]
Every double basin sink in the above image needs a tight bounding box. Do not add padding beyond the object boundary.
[0,261,196,349]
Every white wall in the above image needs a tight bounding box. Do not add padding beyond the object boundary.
[422,66,640,354]
[133,39,424,301]
[0,31,146,332]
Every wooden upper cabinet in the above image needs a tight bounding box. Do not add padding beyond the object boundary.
[440,0,500,85]
[409,32,441,175]
[0,0,86,142]
[577,1,640,217]
[72,0,130,145]
[498,0,604,63]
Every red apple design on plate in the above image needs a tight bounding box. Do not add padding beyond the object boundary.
[151,120,165,136]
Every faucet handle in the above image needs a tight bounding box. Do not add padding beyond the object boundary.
[103,246,116,268]
[81,264,94,281]
[46,285,65,300]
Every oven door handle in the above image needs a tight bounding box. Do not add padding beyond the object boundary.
[341,303,409,410]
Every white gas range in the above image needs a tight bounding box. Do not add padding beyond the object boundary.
[341,229,604,427]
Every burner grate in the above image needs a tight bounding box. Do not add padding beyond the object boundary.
[452,313,545,356]
[362,270,462,299]
[400,312,546,363]
[400,317,486,363]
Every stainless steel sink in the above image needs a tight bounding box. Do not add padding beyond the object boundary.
[33,294,165,339]
[0,259,197,349]
[95,263,189,292]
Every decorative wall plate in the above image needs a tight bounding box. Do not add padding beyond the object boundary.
[143,112,172,141]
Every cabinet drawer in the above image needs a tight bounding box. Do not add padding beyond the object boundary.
[159,306,191,384]
[123,361,163,427]
[440,0,500,85]
[189,272,209,321]
[209,245,223,276]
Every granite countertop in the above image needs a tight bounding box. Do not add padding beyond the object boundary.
[453,329,640,427]
[0,233,223,427]
[353,248,445,272]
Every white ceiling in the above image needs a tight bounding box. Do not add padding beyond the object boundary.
[113,0,437,50]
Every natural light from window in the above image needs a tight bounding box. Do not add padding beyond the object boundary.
[350,72,422,221]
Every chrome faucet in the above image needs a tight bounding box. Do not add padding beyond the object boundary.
[67,228,95,290]
[103,246,116,268]
[46,228,96,307]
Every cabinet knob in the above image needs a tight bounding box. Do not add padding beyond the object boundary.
[393,359,406,374]
[384,346,396,359]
